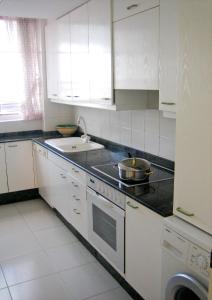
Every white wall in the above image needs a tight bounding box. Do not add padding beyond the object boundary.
[74,107,176,161]
[0,119,43,133]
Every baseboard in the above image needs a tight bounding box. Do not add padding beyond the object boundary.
[0,188,40,205]
[54,208,145,300]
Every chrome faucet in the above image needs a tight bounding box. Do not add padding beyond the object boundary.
[77,116,90,143]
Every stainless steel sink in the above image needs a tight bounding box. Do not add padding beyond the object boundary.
[45,137,104,153]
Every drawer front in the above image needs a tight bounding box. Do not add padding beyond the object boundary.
[48,150,86,184]
[33,143,48,158]
[112,0,159,22]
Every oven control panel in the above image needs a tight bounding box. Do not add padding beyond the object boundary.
[87,175,126,210]
[188,244,210,277]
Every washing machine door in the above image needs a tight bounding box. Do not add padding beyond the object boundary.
[165,273,208,300]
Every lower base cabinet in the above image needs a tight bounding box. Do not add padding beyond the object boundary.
[0,144,8,194]
[33,143,88,239]
[125,197,163,300]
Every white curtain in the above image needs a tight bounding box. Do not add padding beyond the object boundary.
[0,17,45,120]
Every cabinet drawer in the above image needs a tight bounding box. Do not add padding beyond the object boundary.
[112,0,159,22]
[48,151,86,184]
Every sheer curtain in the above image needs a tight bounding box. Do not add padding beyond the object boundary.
[0,17,45,121]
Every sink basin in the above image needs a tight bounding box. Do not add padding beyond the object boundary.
[45,137,104,153]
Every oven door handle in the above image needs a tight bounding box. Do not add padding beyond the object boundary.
[87,187,125,217]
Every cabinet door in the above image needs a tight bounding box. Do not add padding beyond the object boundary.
[5,141,35,192]
[33,145,52,206]
[45,21,59,99]
[159,0,178,112]
[49,164,73,223]
[88,0,113,104]
[56,14,72,101]
[0,144,8,194]
[126,198,163,300]
[70,177,88,239]
[70,4,89,102]
[114,7,159,90]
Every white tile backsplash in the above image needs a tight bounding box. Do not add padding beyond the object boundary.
[74,107,176,161]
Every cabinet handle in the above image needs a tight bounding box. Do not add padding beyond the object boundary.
[161,102,176,105]
[72,181,79,188]
[8,145,18,148]
[66,95,72,98]
[73,96,79,98]
[52,94,58,97]
[126,4,138,10]
[73,195,80,201]
[127,201,139,209]
[73,209,80,215]
[176,207,195,217]
[72,168,79,173]
[101,98,110,101]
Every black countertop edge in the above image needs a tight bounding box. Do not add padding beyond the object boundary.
[33,137,174,218]
[0,130,61,143]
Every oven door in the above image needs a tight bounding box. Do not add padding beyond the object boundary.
[87,187,125,273]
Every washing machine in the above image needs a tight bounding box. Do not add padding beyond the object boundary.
[161,216,212,300]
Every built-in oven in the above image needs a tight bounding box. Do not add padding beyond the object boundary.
[87,175,126,274]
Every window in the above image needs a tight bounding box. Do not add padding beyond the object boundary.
[0,17,45,121]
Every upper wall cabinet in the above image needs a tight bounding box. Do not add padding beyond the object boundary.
[70,4,89,102]
[88,0,113,104]
[159,0,178,113]
[113,4,159,90]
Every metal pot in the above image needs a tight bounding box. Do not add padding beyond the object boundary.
[118,157,153,181]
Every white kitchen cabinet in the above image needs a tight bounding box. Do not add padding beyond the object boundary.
[0,144,8,194]
[125,197,163,300]
[114,7,159,90]
[88,0,113,104]
[174,0,212,235]
[56,14,72,101]
[33,144,52,206]
[159,0,178,113]
[5,141,35,192]
[70,3,89,103]
[113,0,159,22]
[45,21,58,100]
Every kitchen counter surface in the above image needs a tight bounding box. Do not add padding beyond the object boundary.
[0,130,61,143]
[33,136,174,217]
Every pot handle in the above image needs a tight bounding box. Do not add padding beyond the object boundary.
[145,171,153,176]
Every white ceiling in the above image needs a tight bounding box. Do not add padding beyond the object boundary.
[0,0,87,19]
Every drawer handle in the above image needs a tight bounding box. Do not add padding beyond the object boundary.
[8,145,18,148]
[72,182,79,188]
[73,209,80,215]
[161,102,176,105]
[52,94,58,97]
[73,195,80,201]
[72,168,79,173]
[127,201,139,209]
[176,207,195,217]
[126,4,138,10]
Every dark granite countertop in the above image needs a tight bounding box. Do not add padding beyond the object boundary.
[0,130,61,143]
[33,135,174,217]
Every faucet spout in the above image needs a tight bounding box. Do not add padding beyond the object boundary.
[77,116,90,143]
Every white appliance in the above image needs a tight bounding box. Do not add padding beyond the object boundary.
[87,175,126,273]
[161,216,212,300]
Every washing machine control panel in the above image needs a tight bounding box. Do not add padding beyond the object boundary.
[188,244,210,277]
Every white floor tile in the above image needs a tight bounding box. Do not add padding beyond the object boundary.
[88,288,133,300]
[0,267,7,289]
[9,274,72,300]
[14,199,48,215]
[0,288,12,300]
[22,209,63,232]
[0,204,19,219]
[46,242,95,272]
[34,225,77,250]
[0,214,29,237]
[1,251,55,286]
[0,229,41,262]
[60,262,119,300]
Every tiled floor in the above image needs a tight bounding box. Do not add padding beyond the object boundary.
[0,199,133,300]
